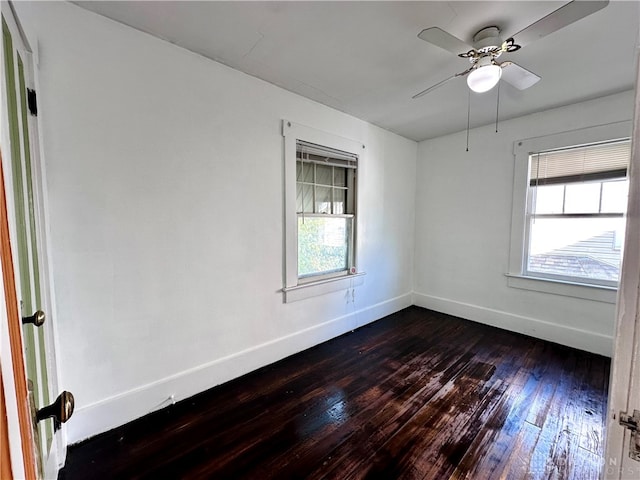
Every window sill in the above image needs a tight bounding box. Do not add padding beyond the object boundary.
[283,272,366,303]
[505,274,618,304]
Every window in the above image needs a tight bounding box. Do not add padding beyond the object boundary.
[508,121,631,302]
[296,141,357,280]
[282,121,364,302]
[525,141,630,287]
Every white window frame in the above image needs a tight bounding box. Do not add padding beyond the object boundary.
[507,121,631,303]
[282,120,365,303]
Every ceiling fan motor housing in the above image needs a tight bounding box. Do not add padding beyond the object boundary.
[475,55,495,68]
[472,26,502,52]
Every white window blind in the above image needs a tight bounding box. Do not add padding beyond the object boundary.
[296,140,357,216]
[297,140,358,166]
[530,140,630,186]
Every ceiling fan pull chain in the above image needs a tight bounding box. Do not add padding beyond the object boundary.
[466,89,471,152]
[495,80,501,133]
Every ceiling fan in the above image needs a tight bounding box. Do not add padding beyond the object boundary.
[413,0,609,99]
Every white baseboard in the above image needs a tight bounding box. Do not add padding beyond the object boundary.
[67,293,412,444]
[412,292,613,357]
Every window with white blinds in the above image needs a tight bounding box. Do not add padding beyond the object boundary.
[295,140,357,280]
[524,139,631,287]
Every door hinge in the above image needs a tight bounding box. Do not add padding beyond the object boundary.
[27,88,37,116]
[619,409,640,461]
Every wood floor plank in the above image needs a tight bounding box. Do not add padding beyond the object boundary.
[526,348,593,480]
[365,332,532,480]
[303,345,487,479]
[58,307,610,480]
[499,421,543,480]
[244,330,476,480]
[448,340,557,480]
[577,356,609,456]
[358,361,499,479]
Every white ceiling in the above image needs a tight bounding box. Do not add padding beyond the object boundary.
[73,1,639,142]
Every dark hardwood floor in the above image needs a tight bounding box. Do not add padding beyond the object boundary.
[59,306,610,480]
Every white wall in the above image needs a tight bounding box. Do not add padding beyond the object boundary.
[15,1,417,443]
[414,90,634,357]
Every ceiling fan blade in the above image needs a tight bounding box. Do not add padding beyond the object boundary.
[500,62,541,90]
[412,75,458,99]
[511,0,609,48]
[417,27,472,55]
[412,67,474,99]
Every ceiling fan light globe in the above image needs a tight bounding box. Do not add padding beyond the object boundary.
[467,65,502,93]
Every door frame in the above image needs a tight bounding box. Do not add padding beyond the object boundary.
[604,45,640,479]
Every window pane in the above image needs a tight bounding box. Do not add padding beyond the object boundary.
[296,183,313,213]
[298,216,350,277]
[527,216,625,282]
[601,179,629,213]
[564,183,601,214]
[316,164,332,186]
[334,167,346,187]
[333,188,345,214]
[533,185,564,214]
[315,186,331,214]
[296,161,313,183]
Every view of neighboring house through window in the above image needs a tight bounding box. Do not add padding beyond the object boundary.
[296,140,357,281]
[526,140,630,287]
